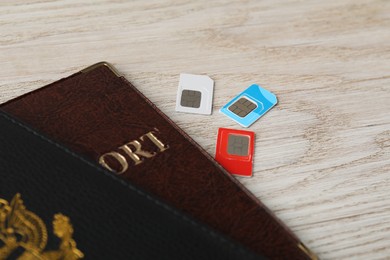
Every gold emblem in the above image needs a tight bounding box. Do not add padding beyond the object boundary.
[0,194,84,259]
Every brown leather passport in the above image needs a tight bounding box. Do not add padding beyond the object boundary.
[1,62,317,259]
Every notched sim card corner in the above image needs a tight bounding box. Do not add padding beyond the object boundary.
[220,84,277,127]
[175,73,214,115]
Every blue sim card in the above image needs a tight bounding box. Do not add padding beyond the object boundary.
[220,84,277,127]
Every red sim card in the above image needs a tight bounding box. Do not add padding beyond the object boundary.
[215,128,255,177]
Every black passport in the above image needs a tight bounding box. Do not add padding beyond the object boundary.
[0,111,265,260]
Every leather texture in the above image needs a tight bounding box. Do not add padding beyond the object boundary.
[1,62,315,259]
[0,111,265,260]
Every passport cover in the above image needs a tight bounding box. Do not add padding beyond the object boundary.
[0,111,264,260]
[1,62,316,259]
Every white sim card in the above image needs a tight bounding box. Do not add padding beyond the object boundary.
[175,73,214,115]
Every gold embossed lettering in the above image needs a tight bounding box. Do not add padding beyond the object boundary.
[141,131,169,152]
[98,152,128,174]
[98,129,170,174]
[119,140,156,165]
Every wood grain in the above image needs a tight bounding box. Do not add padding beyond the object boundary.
[1,0,389,259]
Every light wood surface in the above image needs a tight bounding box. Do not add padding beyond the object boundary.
[1,1,389,259]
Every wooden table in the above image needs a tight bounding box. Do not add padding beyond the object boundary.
[1,1,389,259]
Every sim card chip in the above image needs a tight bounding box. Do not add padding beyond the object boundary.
[180,90,202,108]
[228,97,257,118]
[227,134,249,156]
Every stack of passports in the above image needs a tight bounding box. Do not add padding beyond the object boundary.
[0,62,317,259]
